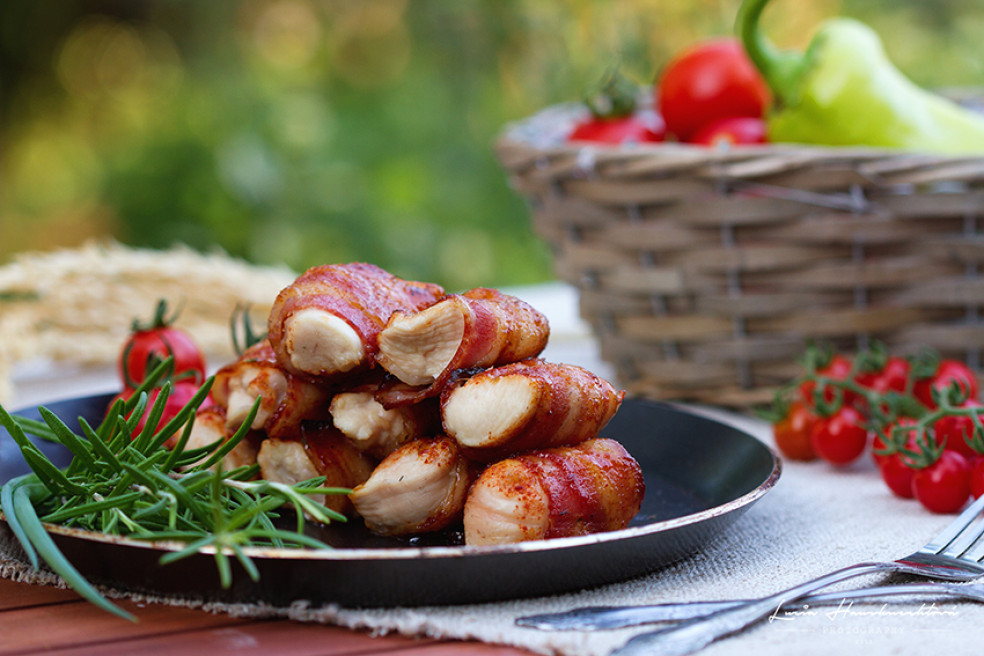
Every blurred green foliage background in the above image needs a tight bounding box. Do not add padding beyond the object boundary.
[2,0,982,290]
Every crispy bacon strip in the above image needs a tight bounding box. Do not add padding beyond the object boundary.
[376,288,549,390]
[463,438,644,546]
[441,359,624,461]
[349,435,474,536]
[267,263,444,381]
[257,424,374,516]
[212,339,331,440]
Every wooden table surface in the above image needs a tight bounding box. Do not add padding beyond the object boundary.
[0,577,536,656]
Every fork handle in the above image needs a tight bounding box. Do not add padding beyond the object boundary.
[516,600,743,630]
[611,561,891,656]
[519,581,970,630]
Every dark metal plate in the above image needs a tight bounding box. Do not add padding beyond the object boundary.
[0,394,780,607]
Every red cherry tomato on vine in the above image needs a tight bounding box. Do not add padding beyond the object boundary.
[568,113,666,145]
[914,359,979,409]
[691,116,767,146]
[854,355,913,416]
[119,299,206,390]
[810,406,868,466]
[856,356,911,395]
[773,400,818,461]
[971,458,984,499]
[912,450,971,514]
[870,432,889,469]
[879,454,917,499]
[933,400,983,459]
[799,354,855,407]
[656,38,769,142]
[873,419,919,498]
[871,418,918,468]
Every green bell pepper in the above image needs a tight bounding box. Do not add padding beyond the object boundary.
[736,0,984,154]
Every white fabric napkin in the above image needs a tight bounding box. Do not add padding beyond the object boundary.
[263,409,983,656]
[4,283,982,655]
[3,394,980,656]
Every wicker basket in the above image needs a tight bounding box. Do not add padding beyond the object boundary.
[495,102,984,407]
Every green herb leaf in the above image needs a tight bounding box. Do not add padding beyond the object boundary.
[0,382,347,617]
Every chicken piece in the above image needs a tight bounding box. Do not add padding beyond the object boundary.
[181,405,261,472]
[376,288,549,390]
[267,263,444,381]
[212,339,331,440]
[349,435,474,536]
[257,424,374,516]
[463,438,644,546]
[441,360,624,462]
[329,391,439,459]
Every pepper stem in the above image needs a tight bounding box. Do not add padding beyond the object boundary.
[735,0,804,107]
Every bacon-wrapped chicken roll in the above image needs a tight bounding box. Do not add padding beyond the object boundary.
[267,263,444,381]
[256,424,374,515]
[329,390,439,459]
[463,438,644,546]
[376,288,549,390]
[349,435,474,536]
[441,360,624,461]
[211,339,331,440]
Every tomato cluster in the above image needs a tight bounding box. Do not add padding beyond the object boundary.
[567,38,769,147]
[769,345,984,514]
[110,299,208,440]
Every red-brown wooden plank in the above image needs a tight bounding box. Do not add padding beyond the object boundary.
[24,619,537,656]
[0,578,80,611]
[1,578,537,656]
[18,620,441,656]
[0,595,248,654]
[392,642,538,655]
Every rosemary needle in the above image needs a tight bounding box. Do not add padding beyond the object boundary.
[0,364,348,620]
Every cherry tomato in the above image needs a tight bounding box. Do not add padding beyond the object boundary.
[914,359,979,409]
[971,458,984,499]
[933,400,983,459]
[690,116,767,146]
[856,356,911,395]
[879,454,917,499]
[852,355,913,417]
[873,419,919,498]
[799,354,855,407]
[119,299,206,390]
[871,417,918,468]
[111,382,202,448]
[810,406,868,466]
[656,38,769,142]
[870,432,890,468]
[568,112,666,145]
[773,400,818,461]
[911,450,971,513]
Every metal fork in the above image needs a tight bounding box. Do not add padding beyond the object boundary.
[518,580,984,630]
[595,492,984,656]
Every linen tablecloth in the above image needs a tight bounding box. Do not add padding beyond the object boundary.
[3,283,981,656]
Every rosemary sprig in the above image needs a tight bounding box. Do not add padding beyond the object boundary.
[0,367,348,620]
[230,303,268,356]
